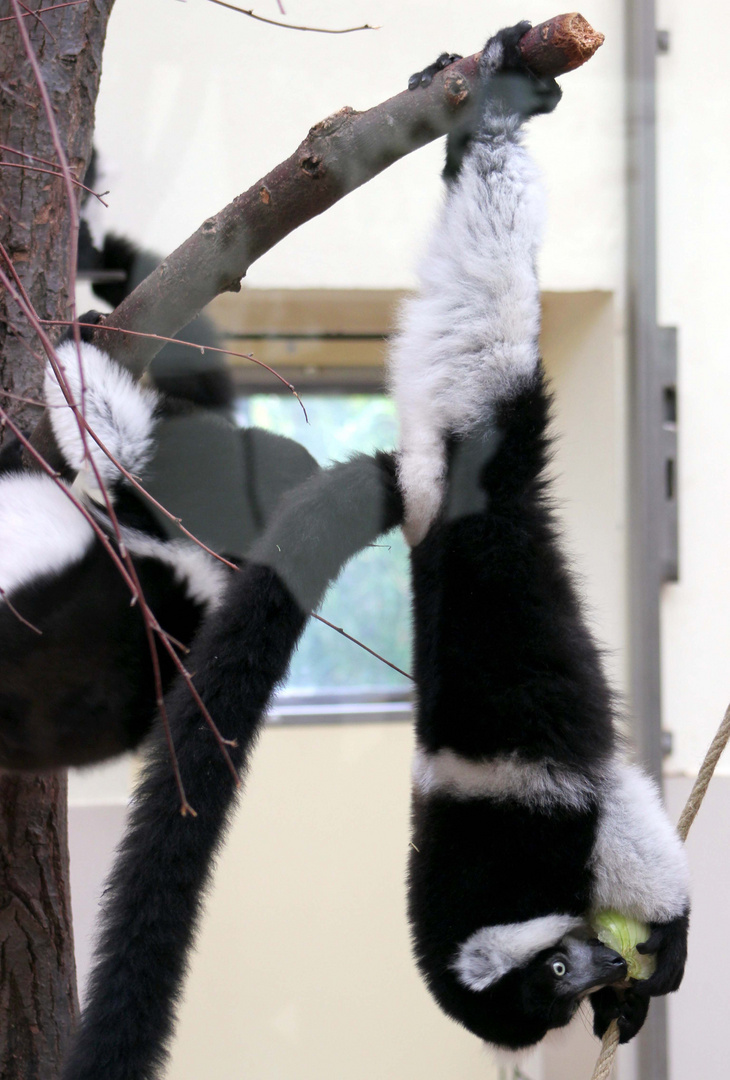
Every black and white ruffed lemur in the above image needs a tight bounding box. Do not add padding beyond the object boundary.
[393,23,689,1051]
[0,320,318,769]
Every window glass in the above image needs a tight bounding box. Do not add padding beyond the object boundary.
[235,393,411,694]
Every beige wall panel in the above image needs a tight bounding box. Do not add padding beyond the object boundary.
[167,721,501,1080]
[542,292,628,690]
[656,0,730,775]
[665,776,730,1078]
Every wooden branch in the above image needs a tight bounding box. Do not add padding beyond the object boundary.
[519,13,604,76]
[91,13,603,376]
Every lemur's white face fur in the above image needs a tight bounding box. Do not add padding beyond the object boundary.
[450,924,628,1050]
[543,935,628,1000]
[453,917,627,999]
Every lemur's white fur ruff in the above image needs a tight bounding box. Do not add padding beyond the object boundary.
[453,915,584,991]
[46,340,158,497]
[413,742,690,929]
[1,342,224,614]
[389,132,544,545]
[412,746,596,811]
[0,472,94,599]
[590,762,690,923]
[118,528,228,612]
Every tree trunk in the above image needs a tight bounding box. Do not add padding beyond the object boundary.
[0,3,115,1077]
[0,775,77,1080]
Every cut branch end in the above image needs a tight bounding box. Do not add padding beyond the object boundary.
[518,13,605,78]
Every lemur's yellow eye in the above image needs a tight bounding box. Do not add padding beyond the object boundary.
[552,960,567,977]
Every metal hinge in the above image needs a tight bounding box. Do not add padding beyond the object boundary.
[658,326,679,583]
[656,29,671,54]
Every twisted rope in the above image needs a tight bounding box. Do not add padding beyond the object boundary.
[590,1019,621,1080]
[676,702,730,841]
[589,698,730,1080]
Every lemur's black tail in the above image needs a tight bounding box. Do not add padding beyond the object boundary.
[62,451,402,1080]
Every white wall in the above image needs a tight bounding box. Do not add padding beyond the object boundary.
[90,0,625,293]
[656,0,730,776]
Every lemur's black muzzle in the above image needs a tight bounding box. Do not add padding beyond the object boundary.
[588,943,629,988]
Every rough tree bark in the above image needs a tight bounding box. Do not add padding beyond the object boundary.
[0,3,116,1078]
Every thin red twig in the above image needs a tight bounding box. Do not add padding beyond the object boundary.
[17,0,55,39]
[310,612,413,681]
[0,160,109,205]
[206,0,377,34]
[0,390,46,409]
[0,587,43,635]
[46,319,309,423]
[0,0,87,21]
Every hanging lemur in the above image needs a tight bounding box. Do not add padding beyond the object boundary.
[395,24,689,1050]
[0,321,317,769]
[0,21,688,1079]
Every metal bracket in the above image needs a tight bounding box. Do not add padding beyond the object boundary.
[657,326,679,582]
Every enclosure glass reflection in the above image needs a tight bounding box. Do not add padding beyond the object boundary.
[236,392,412,693]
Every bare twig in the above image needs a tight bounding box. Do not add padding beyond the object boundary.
[0,587,43,635]
[0,0,87,22]
[0,390,46,409]
[310,612,413,681]
[206,0,377,34]
[46,319,308,420]
[0,159,109,205]
[17,0,55,39]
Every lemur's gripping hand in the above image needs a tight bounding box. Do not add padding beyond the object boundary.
[59,309,104,345]
[590,913,689,1043]
[634,913,689,996]
[409,23,563,182]
[479,22,562,121]
[408,52,462,91]
[408,22,561,121]
[590,986,650,1045]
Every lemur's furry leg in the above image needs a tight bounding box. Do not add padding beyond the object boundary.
[390,23,559,546]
